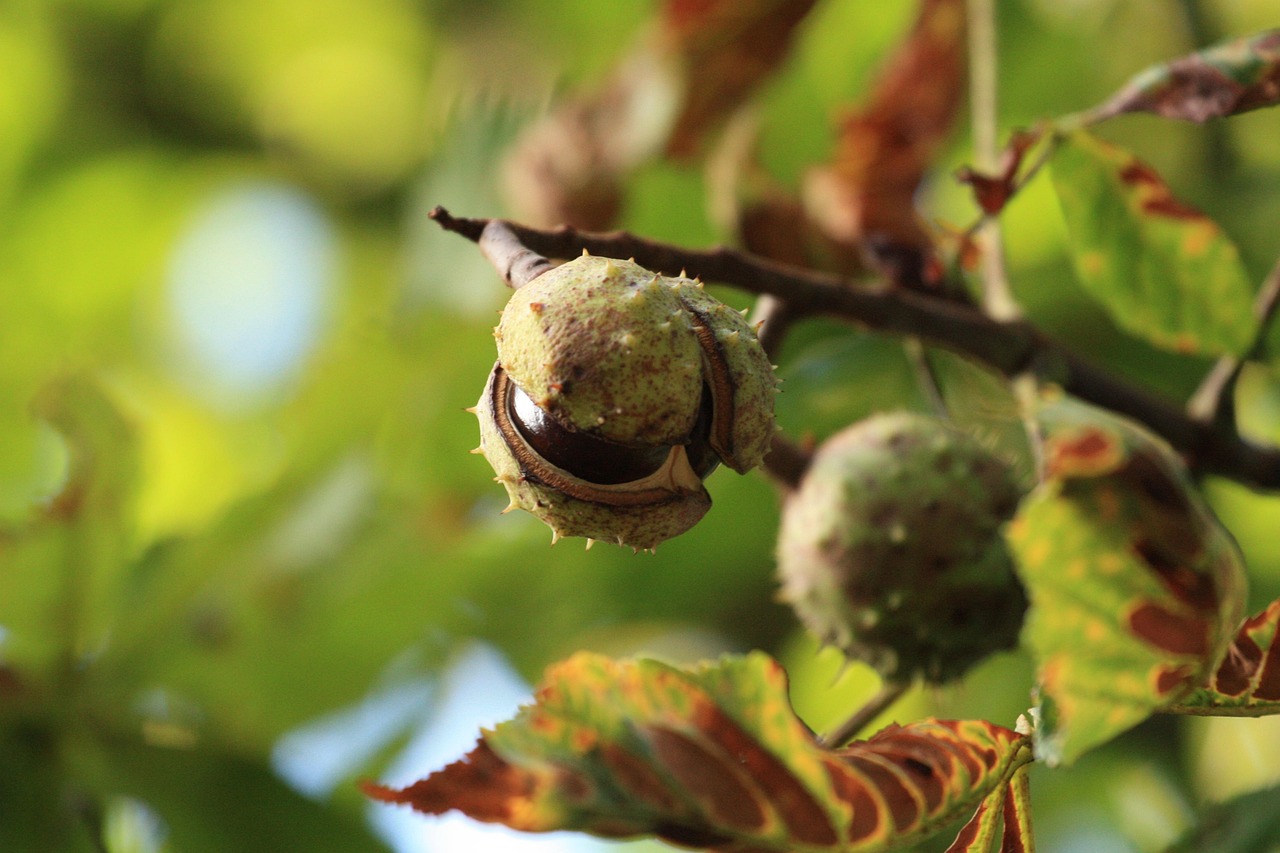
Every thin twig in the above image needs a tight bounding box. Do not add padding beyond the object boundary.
[1188,254,1280,426]
[761,432,813,492]
[967,0,1021,322]
[429,208,1280,491]
[479,220,555,289]
[819,681,910,747]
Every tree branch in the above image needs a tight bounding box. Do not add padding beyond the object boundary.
[429,207,1280,491]
[479,220,556,289]
[819,681,910,747]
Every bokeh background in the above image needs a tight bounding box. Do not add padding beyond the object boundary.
[4,0,1280,850]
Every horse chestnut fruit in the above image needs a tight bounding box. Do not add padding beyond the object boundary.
[474,254,776,550]
[776,412,1027,682]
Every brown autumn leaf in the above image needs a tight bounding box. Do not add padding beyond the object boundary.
[503,0,818,229]
[805,0,967,256]
[660,0,820,160]
[1168,597,1280,716]
[954,129,1042,217]
[1089,29,1280,124]
[364,652,1034,852]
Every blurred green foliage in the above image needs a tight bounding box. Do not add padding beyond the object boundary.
[3,0,1280,850]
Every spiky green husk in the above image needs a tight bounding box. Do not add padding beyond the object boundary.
[777,412,1027,683]
[475,366,711,550]
[674,284,777,472]
[498,255,706,447]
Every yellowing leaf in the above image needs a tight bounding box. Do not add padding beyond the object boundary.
[1008,396,1247,765]
[1050,130,1257,357]
[365,652,1032,852]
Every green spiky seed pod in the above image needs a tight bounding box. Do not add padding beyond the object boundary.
[475,254,777,550]
[776,412,1027,682]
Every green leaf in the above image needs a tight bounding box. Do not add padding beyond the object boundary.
[88,738,388,853]
[1089,30,1280,124]
[1049,129,1256,357]
[365,652,1032,852]
[1169,598,1280,717]
[0,376,139,674]
[1165,784,1280,853]
[1007,395,1247,766]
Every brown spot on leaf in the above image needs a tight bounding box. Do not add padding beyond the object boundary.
[690,704,838,846]
[1154,663,1196,697]
[947,799,991,852]
[1048,427,1121,477]
[1117,160,1205,219]
[1214,631,1264,696]
[557,766,594,803]
[1128,603,1210,657]
[1119,161,1163,188]
[1001,783,1030,853]
[863,732,964,814]
[843,754,921,833]
[1131,537,1217,612]
[1142,195,1206,221]
[642,724,768,833]
[601,743,684,814]
[930,729,983,782]
[822,757,882,844]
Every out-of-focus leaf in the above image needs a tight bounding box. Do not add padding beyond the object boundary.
[706,114,862,276]
[805,0,966,253]
[1169,598,1280,717]
[365,652,1031,852]
[0,722,100,853]
[1007,395,1247,766]
[88,737,387,853]
[1088,30,1280,124]
[1165,784,1280,853]
[1050,130,1257,357]
[0,377,138,674]
[503,0,818,228]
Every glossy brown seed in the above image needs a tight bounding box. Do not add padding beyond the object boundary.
[507,376,672,485]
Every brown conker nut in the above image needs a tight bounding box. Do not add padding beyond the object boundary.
[474,254,777,550]
[776,412,1027,682]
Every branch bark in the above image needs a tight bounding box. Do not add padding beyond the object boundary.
[429,207,1280,491]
